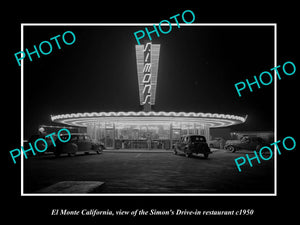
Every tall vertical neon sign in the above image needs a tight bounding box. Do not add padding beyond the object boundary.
[135,42,160,111]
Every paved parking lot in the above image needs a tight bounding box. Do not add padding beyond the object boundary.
[24,149,274,194]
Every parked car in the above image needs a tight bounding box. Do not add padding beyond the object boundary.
[24,134,56,156]
[53,133,105,157]
[173,135,211,158]
[224,135,266,152]
[208,137,226,149]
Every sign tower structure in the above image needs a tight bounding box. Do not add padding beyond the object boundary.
[135,42,160,112]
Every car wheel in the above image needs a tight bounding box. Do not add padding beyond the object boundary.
[72,143,78,152]
[96,146,103,154]
[227,145,236,153]
[256,145,262,151]
[185,153,191,158]
[260,147,271,156]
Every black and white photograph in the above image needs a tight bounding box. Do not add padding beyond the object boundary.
[21,24,275,195]
[4,4,298,224]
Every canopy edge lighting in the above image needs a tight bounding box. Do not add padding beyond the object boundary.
[51,111,247,128]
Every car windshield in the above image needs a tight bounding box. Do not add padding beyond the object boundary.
[190,136,206,142]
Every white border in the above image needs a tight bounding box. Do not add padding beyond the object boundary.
[21,23,277,196]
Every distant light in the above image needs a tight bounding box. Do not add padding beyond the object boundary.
[38,127,45,133]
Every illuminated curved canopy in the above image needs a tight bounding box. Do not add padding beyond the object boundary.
[51,111,247,128]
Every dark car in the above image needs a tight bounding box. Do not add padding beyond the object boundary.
[53,133,105,157]
[24,134,57,156]
[224,135,266,152]
[173,135,211,158]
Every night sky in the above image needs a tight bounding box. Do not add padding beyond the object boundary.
[23,25,275,138]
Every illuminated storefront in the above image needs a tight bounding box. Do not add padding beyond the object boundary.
[51,112,246,149]
[51,43,246,149]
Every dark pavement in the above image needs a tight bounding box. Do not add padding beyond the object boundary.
[23,149,274,194]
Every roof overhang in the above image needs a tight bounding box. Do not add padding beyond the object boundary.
[51,111,247,128]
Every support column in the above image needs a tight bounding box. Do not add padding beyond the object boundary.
[104,122,107,148]
[113,123,115,149]
[204,126,210,141]
[170,123,173,149]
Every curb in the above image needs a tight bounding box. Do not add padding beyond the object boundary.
[36,181,105,193]
[103,149,173,153]
[103,148,220,153]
